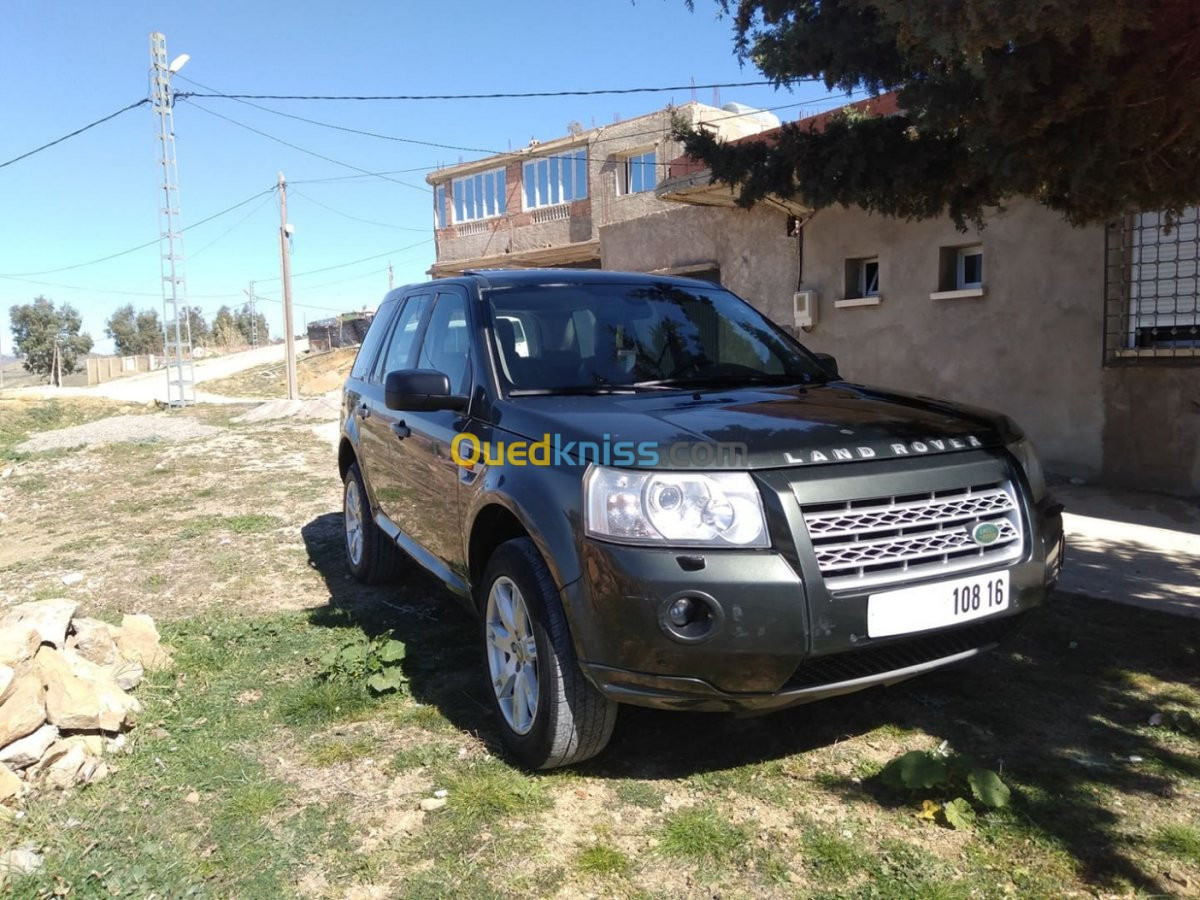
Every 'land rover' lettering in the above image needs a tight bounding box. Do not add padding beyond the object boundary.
[785,435,986,465]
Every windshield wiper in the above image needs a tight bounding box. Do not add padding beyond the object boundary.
[633,373,808,389]
[508,385,641,396]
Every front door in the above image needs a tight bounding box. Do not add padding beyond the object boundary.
[378,286,473,573]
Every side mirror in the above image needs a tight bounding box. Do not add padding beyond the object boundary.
[814,352,840,379]
[384,369,467,412]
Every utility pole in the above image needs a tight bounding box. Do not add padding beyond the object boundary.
[149,32,195,407]
[277,172,299,400]
[388,261,394,291]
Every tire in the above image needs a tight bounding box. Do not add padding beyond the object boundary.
[343,461,406,584]
[480,538,617,769]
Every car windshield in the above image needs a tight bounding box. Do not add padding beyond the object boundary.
[487,281,829,393]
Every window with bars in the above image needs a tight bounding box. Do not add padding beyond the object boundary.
[1105,207,1200,362]
[452,168,506,223]
[523,149,588,209]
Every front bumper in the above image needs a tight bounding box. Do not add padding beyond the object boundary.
[563,452,1065,712]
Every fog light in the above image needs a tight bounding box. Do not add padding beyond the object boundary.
[668,597,693,626]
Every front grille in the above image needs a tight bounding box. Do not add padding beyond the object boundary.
[800,482,1024,592]
[784,615,1024,690]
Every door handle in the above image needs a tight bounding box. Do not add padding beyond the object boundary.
[357,404,370,420]
[391,421,411,440]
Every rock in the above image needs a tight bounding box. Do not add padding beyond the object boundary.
[68,617,119,666]
[0,665,12,703]
[40,740,87,790]
[0,675,46,747]
[419,797,448,812]
[0,765,22,804]
[0,626,41,668]
[0,467,12,479]
[0,723,58,770]
[36,647,138,732]
[116,614,171,670]
[0,847,43,878]
[61,572,84,587]
[0,599,78,653]
[110,661,144,692]
[0,599,78,650]
[77,756,108,785]
[433,789,448,799]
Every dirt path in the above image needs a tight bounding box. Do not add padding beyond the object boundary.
[0,342,308,406]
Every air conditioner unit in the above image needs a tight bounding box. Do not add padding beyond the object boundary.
[793,290,817,329]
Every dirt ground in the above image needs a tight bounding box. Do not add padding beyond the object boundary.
[1,393,1198,898]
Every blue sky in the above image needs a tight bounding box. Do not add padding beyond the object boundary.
[0,0,857,354]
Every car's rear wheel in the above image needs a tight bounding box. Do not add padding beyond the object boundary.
[481,538,617,769]
[343,461,406,584]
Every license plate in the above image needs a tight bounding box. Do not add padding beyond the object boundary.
[867,570,1010,638]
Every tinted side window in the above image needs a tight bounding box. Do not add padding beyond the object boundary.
[373,294,432,381]
[349,299,399,379]
[417,292,470,394]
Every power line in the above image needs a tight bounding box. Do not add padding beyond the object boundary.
[172,80,790,102]
[0,187,277,277]
[190,192,278,259]
[257,239,433,283]
[179,99,430,194]
[288,188,429,232]
[0,274,241,300]
[0,99,149,171]
[174,74,499,155]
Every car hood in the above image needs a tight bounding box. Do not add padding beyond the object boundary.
[490,382,1014,470]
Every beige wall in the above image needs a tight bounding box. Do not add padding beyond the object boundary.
[797,200,1107,476]
[601,197,1200,495]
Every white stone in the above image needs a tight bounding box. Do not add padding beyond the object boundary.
[0,676,46,748]
[116,614,171,670]
[0,765,22,804]
[36,647,138,732]
[110,661,144,692]
[419,797,448,812]
[0,598,78,650]
[0,666,12,703]
[0,847,42,877]
[60,573,84,587]
[68,617,119,666]
[0,723,58,770]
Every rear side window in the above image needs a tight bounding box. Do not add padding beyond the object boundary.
[373,294,432,381]
[349,300,398,379]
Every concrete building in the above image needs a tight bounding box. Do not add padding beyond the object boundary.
[425,102,780,277]
[600,112,1200,496]
[426,99,1199,496]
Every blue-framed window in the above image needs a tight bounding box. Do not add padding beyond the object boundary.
[434,183,446,229]
[523,149,588,209]
[452,167,506,223]
[621,149,657,194]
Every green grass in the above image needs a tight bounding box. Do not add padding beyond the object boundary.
[658,805,750,866]
[576,843,633,877]
[1155,823,1200,865]
[306,734,378,767]
[614,780,664,809]
[177,513,282,539]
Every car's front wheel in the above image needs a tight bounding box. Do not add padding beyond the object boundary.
[480,538,617,769]
[343,461,406,584]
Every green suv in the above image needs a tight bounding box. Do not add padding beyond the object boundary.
[339,269,1064,769]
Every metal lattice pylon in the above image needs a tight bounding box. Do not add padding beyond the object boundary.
[150,33,195,407]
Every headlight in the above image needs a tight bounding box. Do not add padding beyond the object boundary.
[584,466,769,547]
[1007,437,1046,502]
